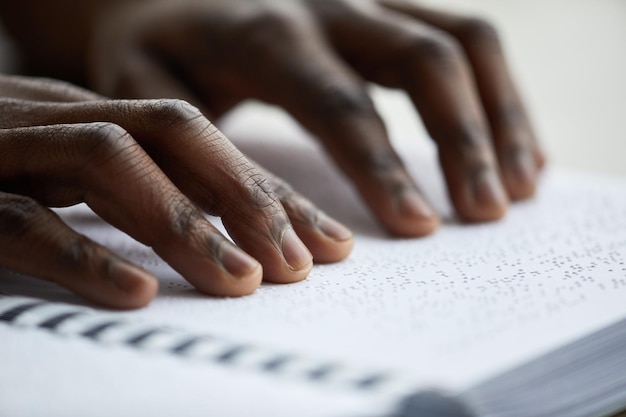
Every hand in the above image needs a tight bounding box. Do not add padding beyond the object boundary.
[87,0,545,237]
[0,75,353,308]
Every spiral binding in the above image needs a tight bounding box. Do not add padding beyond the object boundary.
[0,294,411,397]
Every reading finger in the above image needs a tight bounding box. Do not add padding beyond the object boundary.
[235,10,438,236]
[379,0,545,199]
[321,7,508,222]
[1,99,311,284]
[0,123,262,297]
[253,162,354,263]
[0,192,157,309]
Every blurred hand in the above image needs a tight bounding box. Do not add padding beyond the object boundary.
[88,0,545,237]
[0,74,353,308]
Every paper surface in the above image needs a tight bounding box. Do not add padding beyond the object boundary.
[2,106,626,416]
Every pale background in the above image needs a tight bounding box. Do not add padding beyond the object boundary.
[428,0,626,176]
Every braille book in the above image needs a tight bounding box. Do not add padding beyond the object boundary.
[2,141,626,417]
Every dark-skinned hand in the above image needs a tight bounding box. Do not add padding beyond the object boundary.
[81,0,545,236]
[0,74,353,308]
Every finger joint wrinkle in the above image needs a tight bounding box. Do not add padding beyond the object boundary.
[0,194,39,240]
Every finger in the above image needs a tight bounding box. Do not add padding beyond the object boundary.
[0,74,103,102]
[0,192,157,309]
[379,0,545,199]
[0,123,262,297]
[214,7,439,236]
[252,162,354,263]
[1,99,312,284]
[316,5,508,222]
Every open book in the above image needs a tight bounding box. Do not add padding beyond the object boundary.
[2,104,626,417]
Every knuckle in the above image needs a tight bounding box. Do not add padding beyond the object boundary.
[58,235,98,271]
[466,161,493,183]
[270,177,295,202]
[139,99,222,150]
[0,194,39,240]
[84,122,131,149]
[439,122,487,151]
[502,141,525,161]
[437,123,495,168]
[166,196,204,238]
[460,147,493,171]
[243,170,281,211]
[202,231,229,262]
[237,170,294,235]
[457,17,501,48]
[214,162,288,224]
[495,104,526,131]
[267,175,314,223]
[315,84,376,120]
[79,122,138,164]
[408,32,464,65]
[348,148,404,176]
[217,163,283,219]
[145,99,204,128]
[279,192,317,226]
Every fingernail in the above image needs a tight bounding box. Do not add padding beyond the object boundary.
[472,169,508,207]
[281,226,313,271]
[397,190,435,219]
[109,261,154,292]
[219,242,260,278]
[316,212,352,241]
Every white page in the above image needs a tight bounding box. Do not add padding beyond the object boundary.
[2,103,626,416]
[1,323,399,417]
[2,127,626,397]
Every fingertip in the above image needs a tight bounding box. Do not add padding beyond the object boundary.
[105,261,159,309]
[281,226,314,273]
[504,173,537,201]
[455,168,509,223]
[378,190,440,237]
[250,226,313,285]
[312,237,355,264]
[535,151,547,171]
[156,236,263,298]
[313,212,354,262]
[456,196,508,223]
[292,212,355,263]
[503,149,539,201]
[316,212,353,242]
[192,243,263,297]
[194,261,264,298]
[387,215,441,238]
[219,242,262,282]
[56,262,158,310]
[457,199,508,223]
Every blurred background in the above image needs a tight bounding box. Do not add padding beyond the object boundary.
[424,0,626,176]
[1,0,625,175]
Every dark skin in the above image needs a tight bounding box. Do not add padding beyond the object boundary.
[0,0,544,308]
[1,0,545,224]
[0,75,353,308]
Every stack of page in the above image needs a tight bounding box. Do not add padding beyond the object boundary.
[1,119,626,417]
